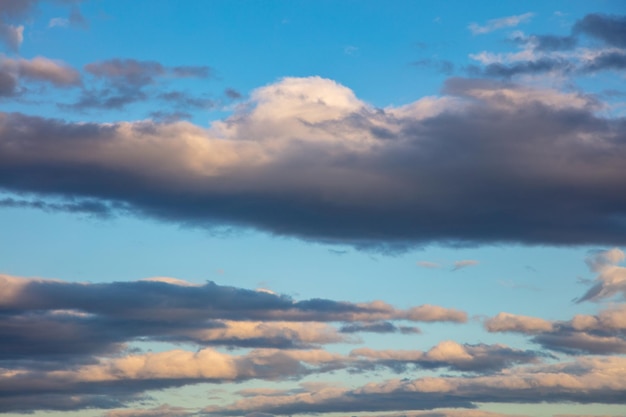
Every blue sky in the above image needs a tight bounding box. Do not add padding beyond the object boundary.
[1,1,626,417]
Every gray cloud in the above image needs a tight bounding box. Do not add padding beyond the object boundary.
[574,13,626,48]
[473,57,575,78]
[0,273,464,362]
[68,58,213,110]
[0,56,81,96]
[1,76,626,250]
[340,321,418,334]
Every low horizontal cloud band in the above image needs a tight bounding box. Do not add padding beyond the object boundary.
[1,76,625,249]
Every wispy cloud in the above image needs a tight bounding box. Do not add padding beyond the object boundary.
[469,13,534,35]
[452,260,480,271]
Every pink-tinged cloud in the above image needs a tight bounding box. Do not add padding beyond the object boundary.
[204,356,626,416]
[485,312,554,333]
[417,261,442,269]
[578,248,626,302]
[452,260,479,271]
[0,56,81,88]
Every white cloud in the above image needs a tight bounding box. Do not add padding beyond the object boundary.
[469,13,534,35]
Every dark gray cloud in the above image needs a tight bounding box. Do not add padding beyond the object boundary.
[2,75,626,249]
[509,33,577,52]
[0,197,115,217]
[0,274,461,363]
[580,50,626,73]
[574,13,626,48]
[69,59,213,111]
[340,321,412,334]
[473,57,574,78]
[532,35,577,51]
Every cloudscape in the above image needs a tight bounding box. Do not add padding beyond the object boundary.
[1,1,625,416]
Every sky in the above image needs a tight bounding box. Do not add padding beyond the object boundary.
[1,1,626,416]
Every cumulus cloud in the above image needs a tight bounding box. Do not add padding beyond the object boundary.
[2,76,626,249]
[468,13,534,35]
[485,312,554,334]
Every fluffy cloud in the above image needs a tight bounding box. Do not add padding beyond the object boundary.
[485,312,554,333]
[2,75,626,249]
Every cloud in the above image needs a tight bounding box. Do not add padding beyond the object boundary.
[574,14,626,48]
[205,356,626,416]
[1,76,625,249]
[350,341,541,373]
[485,285,626,355]
[0,23,23,51]
[67,58,213,110]
[485,312,554,333]
[0,347,348,412]
[577,248,626,302]
[468,13,534,35]
[0,56,81,96]
[340,321,419,334]
[417,261,442,269]
[0,273,466,362]
[467,13,626,79]
[452,260,479,271]
[102,404,194,417]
